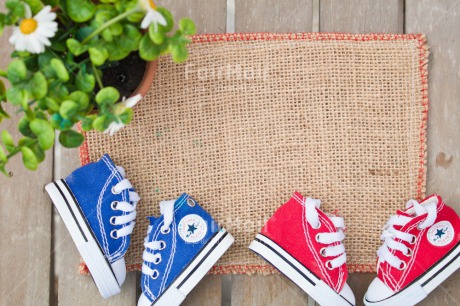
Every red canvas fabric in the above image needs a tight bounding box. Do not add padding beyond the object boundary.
[377,195,460,292]
[261,192,348,292]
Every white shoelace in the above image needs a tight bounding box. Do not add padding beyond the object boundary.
[305,197,347,269]
[142,200,175,279]
[110,166,140,238]
[377,199,438,269]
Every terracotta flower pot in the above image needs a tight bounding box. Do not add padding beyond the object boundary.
[131,60,158,98]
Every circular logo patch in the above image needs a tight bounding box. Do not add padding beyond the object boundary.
[178,214,207,243]
[427,221,454,247]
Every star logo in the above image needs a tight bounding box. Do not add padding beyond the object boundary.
[435,228,447,240]
[187,223,199,237]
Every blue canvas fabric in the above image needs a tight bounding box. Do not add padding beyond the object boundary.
[141,193,219,302]
[65,154,134,263]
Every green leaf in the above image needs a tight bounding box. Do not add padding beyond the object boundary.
[179,18,196,35]
[156,7,174,32]
[0,104,10,121]
[139,34,160,61]
[66,0,96,23]
[30,119,55,150]
[66,38,88,56]
[30,141,45,162]
[18,117,35,138]
[89,47,108,66]
[43,97,60,111]
[95,87,119,105]
[119,108,133,125]
[92,115,108,131]
[149,25,165,44]
[30,72,47,99]
[68,91,89,110]
[0,145,6,162]
[59,130,84,148]
[7,60,27,84]
[6,87,26,106]
[21,146,38,170]
[50,59,70,82]
[59,100,78,119]
[0,79,6,97]
[6,0,25,18]
[75,70,95,93]
[102,28,113,42]
[171,43,188,63]
[81,115,96,132]
[110,22,123,36]
[23,0,43,15]
[1,130,14,152]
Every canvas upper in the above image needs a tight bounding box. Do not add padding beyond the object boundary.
[140,193,219,304]
[65,154,139,264]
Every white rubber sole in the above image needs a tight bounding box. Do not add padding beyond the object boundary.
[364,241,460,306]
[151,228,234,306]
[46,179,121,299]
[249,234,354,306]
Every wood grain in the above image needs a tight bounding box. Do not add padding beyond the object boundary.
[320,0,404,33]
[0,23,53,306]
[54,147,137,305]
[406,0,460,304]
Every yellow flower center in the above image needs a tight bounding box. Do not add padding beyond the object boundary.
[148,0,157,9]
[20,18,38,34]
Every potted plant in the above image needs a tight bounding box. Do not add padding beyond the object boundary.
[0,0,195,175]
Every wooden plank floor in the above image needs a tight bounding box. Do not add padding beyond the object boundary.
[0,0,459,305]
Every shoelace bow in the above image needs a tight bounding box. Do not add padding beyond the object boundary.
[305,197,347,269]
[110,166,140,239]
[142,200,175,279]
[377,199,438,270]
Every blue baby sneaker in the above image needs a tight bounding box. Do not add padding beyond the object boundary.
[138,193,234,306]
[45,154,139,298]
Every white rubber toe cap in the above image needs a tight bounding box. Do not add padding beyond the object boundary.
[111,257,126,286]
[364,277,395,303]
[340,282,356,305]
[138,293,152,306]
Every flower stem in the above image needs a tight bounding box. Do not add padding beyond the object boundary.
[92,62,103,89]
[82,8,140,45]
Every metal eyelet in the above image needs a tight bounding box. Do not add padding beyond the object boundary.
[187,198,196,207]
[311,221,321,229]
[410,235,417,244]
[110,229,119,239]
[320,247,327,257]
[159,240,166,250]
[397,261,407,270]
[404,248,413,257]
[154,256,162,265]
[315,233,322,243]
[111,186,121,194]
[325,261,334,270]
[151,270,160,279]
[161,226,171,234]
[110,216,117,226]
[111,201,118,210]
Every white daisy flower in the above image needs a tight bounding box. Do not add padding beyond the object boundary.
[104,94,142,136]
[139,0,167,30]
[9,5,58,54]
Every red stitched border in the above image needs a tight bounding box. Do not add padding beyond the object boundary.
[78,32,429,275]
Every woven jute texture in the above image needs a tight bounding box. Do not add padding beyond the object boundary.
[80,33,429,274]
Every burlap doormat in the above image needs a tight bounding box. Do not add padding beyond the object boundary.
[79,33,429,274]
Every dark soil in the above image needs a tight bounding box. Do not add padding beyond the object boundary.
[101,52,147,98]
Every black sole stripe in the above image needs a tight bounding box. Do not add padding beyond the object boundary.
[59,180,120,287]
[177,232,229,289]
[151,230,224,306]
[253,237,316,286]
[421,245,460,287]
[53,182,88,242]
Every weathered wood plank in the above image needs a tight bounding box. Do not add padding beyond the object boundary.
[55,147,137,305]
[0,24,53,306]
[235,0,313,32]
[231,0,314,305]
[406,1,460,304]
[320,0,404,33]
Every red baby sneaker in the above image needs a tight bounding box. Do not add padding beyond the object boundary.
[364,194,460,305]
[249,192,355,306]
